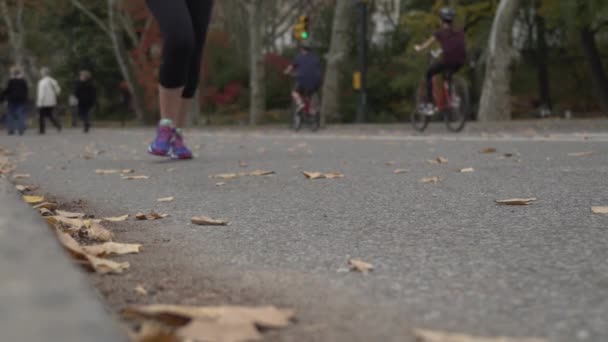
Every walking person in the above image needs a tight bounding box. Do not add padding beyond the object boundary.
[1,66,29,135]
[145,0,214,160]
[36,67,62,134]
[74,70,96,133]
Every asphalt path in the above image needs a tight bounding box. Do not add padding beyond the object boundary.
[3,125,607,342]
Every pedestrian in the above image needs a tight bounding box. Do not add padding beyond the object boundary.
[145,0,214,160]
[36,67,62,134]
[74,70,96,133]
[1,65,29,135]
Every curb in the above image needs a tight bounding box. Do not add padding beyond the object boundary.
[0,178,127,342]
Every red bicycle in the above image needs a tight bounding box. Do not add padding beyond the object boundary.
[411,50,469,132]
[291,88,320,132]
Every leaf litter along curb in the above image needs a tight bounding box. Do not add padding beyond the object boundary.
[23,195,44,204]
[103,214,129,222]
[46,216,114,242]
[303,171,344,180]
[136,212,169,220]
[414,329,546,342]
[56,209,86,219]
[82,242,142,257]
[348,259,374,274]
[122,304,295,342]
[15,184,38,192]
[55,230,130,274]
[191,216,230,226]
[495,198,537,206]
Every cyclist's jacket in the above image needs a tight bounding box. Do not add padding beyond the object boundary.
[293,52,322,92]
[434,28,466,66]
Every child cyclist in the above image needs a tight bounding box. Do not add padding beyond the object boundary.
[414,7,466,115]
[146,0,214,160]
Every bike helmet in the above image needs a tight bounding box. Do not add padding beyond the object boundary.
[439,7,456,23]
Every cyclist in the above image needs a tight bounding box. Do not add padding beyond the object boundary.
[284,40,322,112]
[414,7,466,115]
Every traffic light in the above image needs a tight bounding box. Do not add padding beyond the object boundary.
[293,15,310,41]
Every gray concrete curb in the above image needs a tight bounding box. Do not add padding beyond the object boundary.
[0,177,127,342]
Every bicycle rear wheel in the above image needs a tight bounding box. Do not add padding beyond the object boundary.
[444,77,469,133]
[411,82,430,132]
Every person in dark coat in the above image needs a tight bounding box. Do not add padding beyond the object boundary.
[2,66,29,135]
[74,70,96,133]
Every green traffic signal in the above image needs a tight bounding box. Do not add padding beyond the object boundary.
[301,31,309,39]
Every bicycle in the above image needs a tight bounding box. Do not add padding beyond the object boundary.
[291,88,320,132]
[411,49,470,132]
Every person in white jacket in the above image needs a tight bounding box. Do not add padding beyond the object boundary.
[37,67,62,134]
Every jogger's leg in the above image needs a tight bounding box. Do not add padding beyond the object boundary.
[426,62,446,105]
[17,105,26,135]
[39,108,46,134]
[48,107,61,132]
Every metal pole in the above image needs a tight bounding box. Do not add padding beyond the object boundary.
[356,0,368,123]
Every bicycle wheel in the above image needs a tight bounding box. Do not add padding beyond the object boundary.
[444,77,469,132]
[411,81,430,132]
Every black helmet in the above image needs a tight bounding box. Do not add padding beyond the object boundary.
[439,7,456,23]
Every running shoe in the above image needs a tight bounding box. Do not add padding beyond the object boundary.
[170,128,193,160]
[148,120,174,157]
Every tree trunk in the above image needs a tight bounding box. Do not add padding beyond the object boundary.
[108,0,147,123]
[535,13,551,110]
[0,0,32,85]
[320,0,354,126]
[477,0,521,122]
[580,27,608,114]
[248,0,265,126]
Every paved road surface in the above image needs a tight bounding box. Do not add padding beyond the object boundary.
[3,125,607,342]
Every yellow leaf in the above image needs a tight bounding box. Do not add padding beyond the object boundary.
[591,206,608,214]
[56,210,85,219]
[95,169,120,175]
[103,214,129,222]
[33,202,57,210]
[82,242,142,257]
[23,195,44,204]
[348,259,374,274]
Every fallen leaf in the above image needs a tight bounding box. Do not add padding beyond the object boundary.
[248,170,275,177]
[15,184,38,192]
[414,329,546,342]
[134,284,149,296]
[122,169,135,174]
[122,304,294,330]
[39,208,53,216]
[56,210,86,219]
[393,169,409,174]
[55,230,128,274]
[192,216,230,226]
[166,168,176,172]
[459,168,475,173]
[348,259,374,274]
[568,151,593,157]
[216,182,226,187]
[103,214,129,222]
[480,147,497,154]
[210,173,240,180]
[86,220,114,242]
[157,197,174,203]
[591,206,608,214]
[13,173,30,179]
[437,157,448,164]
[136,212,169,220]
[239,161,249,168]
[420,177,441,184]
[426,159,439,165]
[129,322,177,342]
[385,161,397,166]
[23,195,44,204]
[33,202,58,210]
[47,216,113,242]
[495,198,537,206]
[123,175,149,180]
[82,242,142,257]
[178,319,262,342]
[303,171,344,180]
[95,169,120,175]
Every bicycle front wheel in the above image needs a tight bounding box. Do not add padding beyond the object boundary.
[444,77,469,133]
[411,82,430,132]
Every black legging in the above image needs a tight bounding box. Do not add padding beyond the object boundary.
[146,0,214,99]
[426,62,461,104]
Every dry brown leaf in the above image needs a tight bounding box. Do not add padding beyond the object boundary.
[568,151,593,157]
[129,322,177,342]
[166,168,176,173]
[15,184,38,192]
[414,329,546,342]
[39,208,53,216]
[157,197,174,203]
[348,259,374,273]
[480,148,497,154]
[426,159,439,165]
[136,212,169,220]
[122,305,295,329]
[95,169,120,175]
[135,284,149,296]
[179,319,262,342]
[47,216,113,242]
[123,175,149,180]
[210,173,240,180]
[239,161,249,168]
[420,177,441,184]
[86,220,114,242]
[385,161,397,166]
[216,182,226,187]
[192,216,230,226]
[324,172,344,179]
[459,168,475,173]
[591,206,608,214]
[56,210,86,219]
[82,242,142,257]
[495,198,537,206]
[55,230,128,274]
[303,171,344,180]
[248,170,275,177]
[122,169,135,174]
[23,195,44,204]
[393,169,409,174]
[437,157,448,164]
[103,214,129,222]
[34,202,57,210]
[13,173,31,179]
